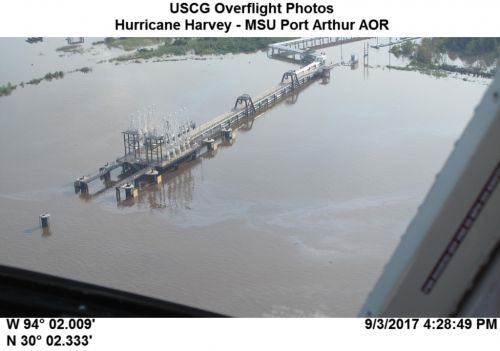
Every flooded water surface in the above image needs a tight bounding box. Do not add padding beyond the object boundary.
[0,38,489,316]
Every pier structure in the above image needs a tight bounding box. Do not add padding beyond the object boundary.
[267,37,368,64]
[66,37,84,45]
[75,38,336,202]
[188,62,330,148]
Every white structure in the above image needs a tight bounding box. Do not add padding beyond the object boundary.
[360,71,500,316]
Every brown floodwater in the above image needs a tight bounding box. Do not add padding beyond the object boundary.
[0,38,489,316]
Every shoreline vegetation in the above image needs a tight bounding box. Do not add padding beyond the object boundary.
[388,38,499,79]
[5,38,497,98]
[94,37,290,62]
[56,44,84,54]
[4,37,290,98]
[0,82,16,97]
[0,67,92,98]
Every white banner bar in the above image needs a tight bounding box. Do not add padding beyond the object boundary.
[1,0,500,37]
[0,318,499,351]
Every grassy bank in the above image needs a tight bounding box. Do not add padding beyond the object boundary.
[0,67,93,98]
[56,44,84,54]
[100,37,163,51]
[386,65,447,78]
[0,83,16,96]
[105,37,289,62]
[27,71,65,85]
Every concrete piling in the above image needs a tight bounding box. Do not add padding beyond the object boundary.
[222,128,233,141]
[123,183,136,199]
[145,169,162,184]
[203,138,216,151]
[116,183,138,201]
[74,176,89,193]
[39,213,50,228]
